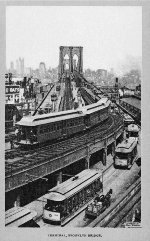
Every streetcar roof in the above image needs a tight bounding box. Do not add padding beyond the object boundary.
[127,124,139,132]
[5,207,37,227]
[85,98,110,114]
[115,137,137,153]
[44,169,101,201]
[124,114,134,121]
[16,109,85,126]
[16,99,110,127]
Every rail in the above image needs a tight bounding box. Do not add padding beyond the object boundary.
[88,178,141,227]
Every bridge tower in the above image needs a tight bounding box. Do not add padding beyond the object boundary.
[58,46,83,81]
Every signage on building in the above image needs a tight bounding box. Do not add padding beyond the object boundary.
[5,85,20,94]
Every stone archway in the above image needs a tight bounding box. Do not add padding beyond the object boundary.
[73,54,78,71]
[59,46,83,80]
[63,54,70,71]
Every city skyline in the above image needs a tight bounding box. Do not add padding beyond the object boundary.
[6,6,142,75]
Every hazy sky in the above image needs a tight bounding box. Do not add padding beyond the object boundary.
[6,6,142,74]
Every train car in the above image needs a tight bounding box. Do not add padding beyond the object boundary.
[43,169,103,225]
[5,207,39,227]
[16,109,85,146]
[84,98,110,127]
[15,98,110,146]
[123,113,134,127]
[114,137,138,169]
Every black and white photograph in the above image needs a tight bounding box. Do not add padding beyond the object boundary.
[4,5,142,229]
[1,1,150,240]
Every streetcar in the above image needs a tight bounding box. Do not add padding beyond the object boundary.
[43,169,103,225]
[114,137,138,169]
[123,114,134,127]
[127,124,139,139]
[15,98,110,146]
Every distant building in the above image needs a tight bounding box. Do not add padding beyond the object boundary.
[96,69,107,79]
[16,57,24,77]
[25,67,32,76]
[39,62,46,79]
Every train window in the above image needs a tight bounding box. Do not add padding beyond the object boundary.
[57,123,61,130]
[40,127,43,134]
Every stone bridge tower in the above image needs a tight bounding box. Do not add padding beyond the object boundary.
[58,46,83,81]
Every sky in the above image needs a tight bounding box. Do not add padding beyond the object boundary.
[6,6,142,74]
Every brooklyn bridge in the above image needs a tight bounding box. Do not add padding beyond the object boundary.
[5,46,141,228]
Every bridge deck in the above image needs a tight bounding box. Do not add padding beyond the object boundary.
[121,97,141,110]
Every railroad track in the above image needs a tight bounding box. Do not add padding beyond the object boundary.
[80,88,97,105]
[106,191,141,227]
[5,114,123,176]
[88,178,141,228]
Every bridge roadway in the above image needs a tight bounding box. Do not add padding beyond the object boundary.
[5,113,124,192]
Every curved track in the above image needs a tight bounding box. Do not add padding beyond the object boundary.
[5,113,123,176]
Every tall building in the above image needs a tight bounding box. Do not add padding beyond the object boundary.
[39,62,46,79]
[15,58,24,76]
[19,57,24,76]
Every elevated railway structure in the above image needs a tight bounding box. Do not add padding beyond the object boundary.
[5,113,123,194]
[5,46,125,209]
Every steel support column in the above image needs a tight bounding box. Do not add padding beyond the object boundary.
[57,171,62,186]
[70,47,73,73]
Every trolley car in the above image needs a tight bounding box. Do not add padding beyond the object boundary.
[15,98,110,146]
[127,124,139,139]
[123,114,134,127]
[43,169,103,225]
[114,137,138,169]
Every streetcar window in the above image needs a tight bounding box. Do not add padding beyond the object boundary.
[46,200,64,213]
[132,132,138,137]
[116,152,128,159]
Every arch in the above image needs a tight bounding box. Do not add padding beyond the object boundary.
[73,54,78,71]
[63,54,70,70]
[59,46,83,80]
